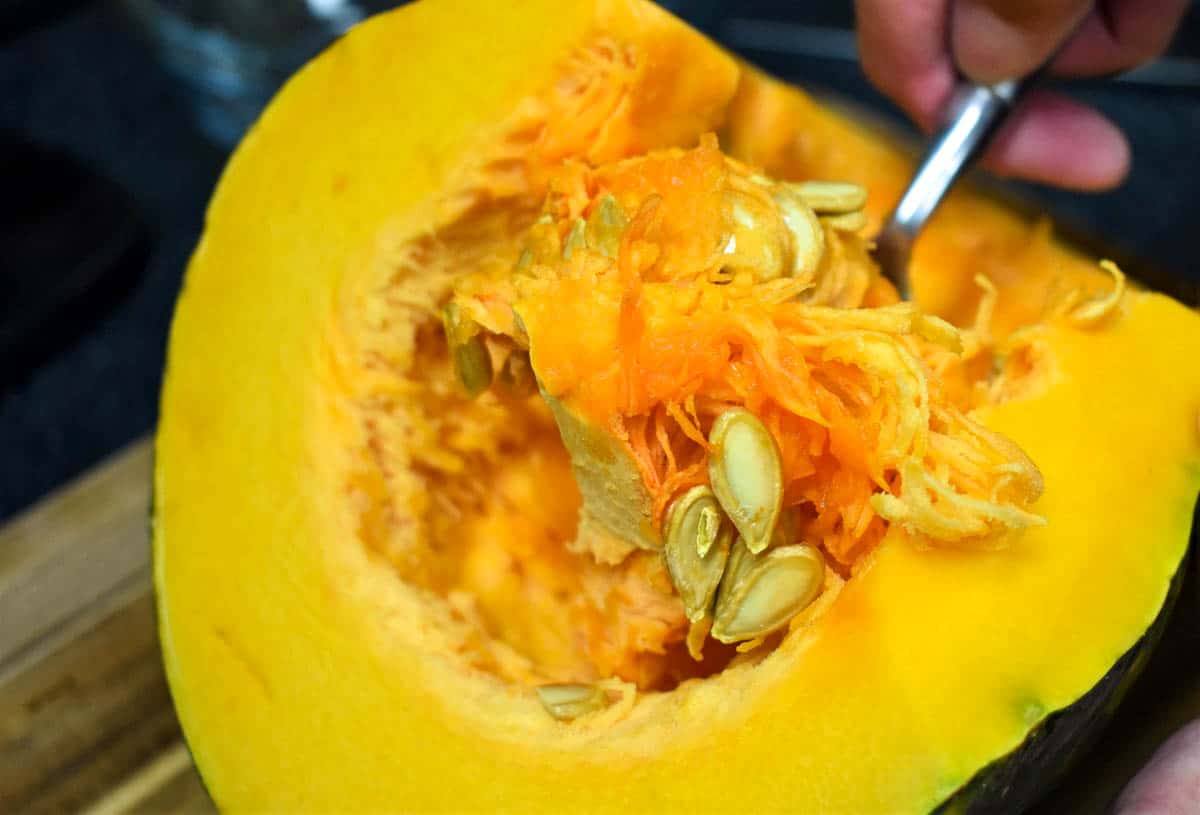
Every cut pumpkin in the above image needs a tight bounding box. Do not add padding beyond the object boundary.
[154,0,1200,812]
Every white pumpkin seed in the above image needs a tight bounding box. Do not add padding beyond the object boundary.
[711,543,825,644]
[535,683,608,721]
[772,188,825,279]
[708,409,783,554]
[664,486,733,622]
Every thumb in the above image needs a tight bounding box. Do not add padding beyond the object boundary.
[951,0,1091,83]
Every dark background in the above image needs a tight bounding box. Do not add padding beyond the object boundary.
[1,0,1198,518]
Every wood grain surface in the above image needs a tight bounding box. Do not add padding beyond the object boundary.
[0,438,214,814]
[0,436,1194,813]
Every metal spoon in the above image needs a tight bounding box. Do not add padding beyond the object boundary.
[873,49,1070,299]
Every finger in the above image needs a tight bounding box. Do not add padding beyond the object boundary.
[980,89,1130,190]
[1114,719,1200,815]
[951,0,1093,83]
[854,0,956,129]
[1052,0,1190,76]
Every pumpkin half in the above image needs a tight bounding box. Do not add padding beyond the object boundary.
[154,0,1200,811]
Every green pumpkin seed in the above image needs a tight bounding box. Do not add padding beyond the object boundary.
[821,209,868,233]
[585,195,629,259]
[664,486,734,622]
[562,218,586,259]
[441,302,493,398]
[711,543,825,644]
[535,683,609,721]
[514,248,534,274]
[790,181,868,214]
[708,409,783,554]
[772,188,825,279]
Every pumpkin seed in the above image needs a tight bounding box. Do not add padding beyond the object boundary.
[723,196,785,282]
[711,543,825,644]
[719,535,757,599]
[441,302,493,398]
[790,181,868,214]
[772,188,825,279]
[664,486,734,622]
[708,408,783,554]
[585,194,628,258]
[497,350,537,397]
[514,248,533,274]
[696,504,721,558]
[821,209,868,233]
[562,218,586,259]
[535,683,609,721]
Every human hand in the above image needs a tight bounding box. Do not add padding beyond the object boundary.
[1114,717,1200,814]
[853,0,1189,190]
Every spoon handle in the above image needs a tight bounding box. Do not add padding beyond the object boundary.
[874,74,1038,300]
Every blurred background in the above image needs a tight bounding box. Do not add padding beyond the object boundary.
[1,1,1197,811]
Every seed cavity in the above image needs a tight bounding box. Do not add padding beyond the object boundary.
[712,542,826,644]
[790,181,868,214]
[442,302,493,398]
[664,486,734,623]
[708,408,783,554]
[497,350,537,398]
[535,683,609,721]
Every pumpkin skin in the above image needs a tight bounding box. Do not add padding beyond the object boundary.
[153,1,1200,812]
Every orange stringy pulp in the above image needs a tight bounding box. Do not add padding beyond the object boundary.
[451,135,1046,572]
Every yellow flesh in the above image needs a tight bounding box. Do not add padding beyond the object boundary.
[155,1,1200,811]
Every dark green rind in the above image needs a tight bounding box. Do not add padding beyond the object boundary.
[932,545,1190,815]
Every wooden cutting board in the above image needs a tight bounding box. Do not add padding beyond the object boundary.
[0,437,1195,813]
[0,438,214,814]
